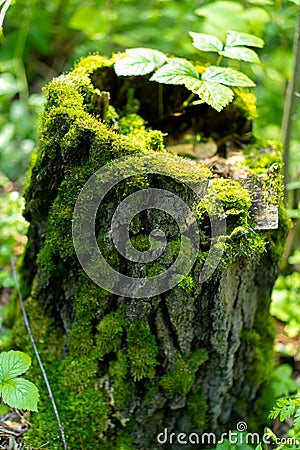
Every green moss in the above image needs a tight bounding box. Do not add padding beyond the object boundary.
[11,298,111,450]
[143,385,160,407]
[147,262,166,277]
[73,273,111,324]
[95,309,126,360]
[243,141,282,171]
[187,388,208,430]
[127,320,159,381]
[119,113,146,135]
[197,178,252,224]
[197,178,270,264]
[223,225,267,263]
[178,275,195,293]
[160,349,208,397]
[130,234,152,252]
[241,306,275,385]
[233,88,258,120]
[108,350,133,410]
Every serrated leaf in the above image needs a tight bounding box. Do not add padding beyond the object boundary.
[226,30,264,48]
[0,350,31,382]
[202,66,255,87]
[0,377,39,412]
[279,403,296,421]
[187,80,234,112]
[294,407,300,430]
[150,58,199,85]
[189,32,223,52]
[114,48,167,76]
[220,47,260,63]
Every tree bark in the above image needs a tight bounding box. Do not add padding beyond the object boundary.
[10,55,289,450]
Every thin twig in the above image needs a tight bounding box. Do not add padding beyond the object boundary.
[10,257,68,450]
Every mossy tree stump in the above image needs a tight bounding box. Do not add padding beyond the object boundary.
[10,55,289,449]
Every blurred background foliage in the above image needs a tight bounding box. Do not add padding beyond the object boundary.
[0,0,299,358]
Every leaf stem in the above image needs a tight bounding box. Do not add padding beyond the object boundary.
[180,92,196,110]
[216,54,223,66]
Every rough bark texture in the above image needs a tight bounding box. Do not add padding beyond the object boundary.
[8,55,290,450]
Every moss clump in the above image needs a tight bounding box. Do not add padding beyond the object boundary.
[160,349,208,397]
[108,350,133,410]
[197,178,267,264]
[127,320,159,381]
[178,275,195,293]
[241,305,275,385]
[95,309,126,360]
[233,88,258,120]
[187,388,208,430]
[197,178,252,226]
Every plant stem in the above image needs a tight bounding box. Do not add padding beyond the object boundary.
[216,54,223,66]
[180,92,196,110]
[281,5,300,203]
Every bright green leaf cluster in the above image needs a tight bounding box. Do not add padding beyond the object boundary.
[114,30,263,112]
[0,350,39,412]
[268,391,300,447]
[190,30,264,63]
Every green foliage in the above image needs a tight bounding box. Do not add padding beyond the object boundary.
[269,392,300,447]
[190,30,264,62]
[115,30,262,112]
[115,47,166,76]
[0,177,28,288]
[271,272,300,337]
[0,350,39,411]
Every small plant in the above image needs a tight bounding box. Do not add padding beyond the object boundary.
[0,350,39,411]
[115,30,264,112]
[268,391,300,448]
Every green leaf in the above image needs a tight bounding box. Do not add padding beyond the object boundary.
[150,58,199,85]
[186,79,234,112]
[189,32,223,52]
[220,47,260,63]
[114,48,167,76]
[0,350,31,382]
[294,408,300,430]
[226,30,264,48]
[0,377,39,412]
[280,402,296,421]
[202,66,255,87]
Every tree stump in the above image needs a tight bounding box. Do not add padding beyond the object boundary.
[10,55,289,449]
